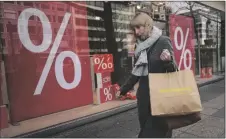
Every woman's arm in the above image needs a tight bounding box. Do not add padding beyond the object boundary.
[119,74,139,96]
[161,37,178,72]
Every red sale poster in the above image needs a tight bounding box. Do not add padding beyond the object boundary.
[1,2,93,122]
[169,15,195,73]
[93,54,114,73]
[94,85,117,104]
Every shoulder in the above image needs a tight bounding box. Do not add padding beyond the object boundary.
[157,35,171,43]
[155,35,173,50]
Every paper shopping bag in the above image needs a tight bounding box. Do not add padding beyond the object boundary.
[148,69,202,116]
[164,112,201,129]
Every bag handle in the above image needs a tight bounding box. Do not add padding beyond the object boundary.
[165,55,179,73]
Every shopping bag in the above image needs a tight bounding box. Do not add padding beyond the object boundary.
[164,112,201,129]
[148,69,202,116]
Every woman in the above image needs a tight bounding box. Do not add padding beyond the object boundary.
[119,12,177,138]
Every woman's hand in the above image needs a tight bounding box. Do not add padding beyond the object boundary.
[116,91,121,98]
[116,91,137,100]
[160,49,171,61]
[115,91,125,100]
[116,91,127,97]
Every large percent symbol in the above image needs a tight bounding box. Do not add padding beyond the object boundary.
[103,87,112,101]
[94,56,113,71]
[174,26,192,70]
[18,8,82,95]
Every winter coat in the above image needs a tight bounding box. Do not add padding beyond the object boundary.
[119,35,177,138]
[120,35,177,95]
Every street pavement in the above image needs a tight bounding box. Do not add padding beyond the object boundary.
[51,80,225,138]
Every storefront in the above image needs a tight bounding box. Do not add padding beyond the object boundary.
[165,1,224,75]
[0,1,94,124]
[192,5,223,75]
[0,1,224,130]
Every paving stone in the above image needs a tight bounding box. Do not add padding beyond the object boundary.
[219,133,225,138]
[201,107,219,115]
[63,109,139,138]
[63,125,98,138]
[177,123,196,132]
[119,116,140,133]
[197,116,225,129]
[200,113,209,120]
[172,129,182,137]
[185,122,224,137]
[176,132,199,138]
[199,84,225,103]
[176,114,208,132]
[51,134,66,138]
[96,126,137,138]
[212,107,225,118]
[202,95,225,109]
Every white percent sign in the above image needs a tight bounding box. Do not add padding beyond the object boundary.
[18,8,82,95]
[103,87,112,101]
[94,57,113,70]
[174,26,192,70]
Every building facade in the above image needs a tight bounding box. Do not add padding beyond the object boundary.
[0,1,224,131]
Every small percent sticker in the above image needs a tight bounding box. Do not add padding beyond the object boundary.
[94,55,113,71]
[103,87,113,101]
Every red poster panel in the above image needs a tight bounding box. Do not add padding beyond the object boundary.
[93,54,114,73]
[169,15,195,73]
[93,84,119,105]
[0,69,2,106]
[1,2,93,122]
[98,85,116,104]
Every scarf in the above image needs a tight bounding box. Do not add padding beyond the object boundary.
[131,26,162,76]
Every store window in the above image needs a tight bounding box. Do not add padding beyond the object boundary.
[80,1,223,82]
[167,1,223,75]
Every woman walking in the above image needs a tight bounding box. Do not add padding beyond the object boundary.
[119,12,177,138]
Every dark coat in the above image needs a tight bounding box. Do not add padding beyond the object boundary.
[120,35,177,138]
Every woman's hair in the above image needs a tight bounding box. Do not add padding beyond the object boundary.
[130,12,153,30]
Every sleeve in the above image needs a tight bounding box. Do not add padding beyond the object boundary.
[119,73,139,96]
[161,37,178,72]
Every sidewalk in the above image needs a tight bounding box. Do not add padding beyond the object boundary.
[173,94,225,138]
[0,75,224,138]
[50,79,225,138]
[173,78,225,138]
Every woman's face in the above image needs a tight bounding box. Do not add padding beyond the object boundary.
[134,25,149,40]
